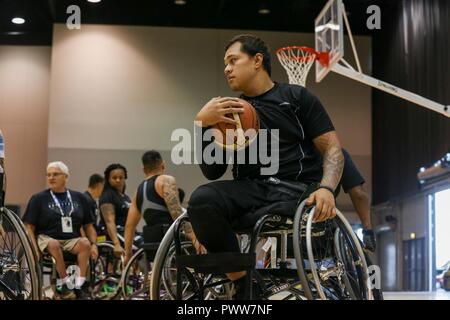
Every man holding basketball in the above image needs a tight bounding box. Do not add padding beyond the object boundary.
[188,34,344,299]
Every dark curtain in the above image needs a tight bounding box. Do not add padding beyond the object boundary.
[372,0,450,204]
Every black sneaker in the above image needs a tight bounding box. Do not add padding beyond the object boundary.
[56,284,76,300]
[75,282,92,300]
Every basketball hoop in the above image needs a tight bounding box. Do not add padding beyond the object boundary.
[276,46,329,87]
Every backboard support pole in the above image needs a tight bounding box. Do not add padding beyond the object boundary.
[331,63,450,117]
[330,2,450,118]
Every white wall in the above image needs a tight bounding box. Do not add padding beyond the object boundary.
[0,46,51,210]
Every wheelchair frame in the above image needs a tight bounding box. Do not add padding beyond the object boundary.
[0,207,40,300]
[150,199,381,300]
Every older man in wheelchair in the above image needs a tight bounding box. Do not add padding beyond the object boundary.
[150,34,379,301]
[23,162,98,300]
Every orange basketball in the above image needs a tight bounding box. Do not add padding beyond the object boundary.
[212,98,260,150]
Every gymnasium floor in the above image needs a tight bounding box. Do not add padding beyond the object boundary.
[384,290,450,300]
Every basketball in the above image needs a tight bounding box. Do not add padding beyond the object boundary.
[212,98,260,150]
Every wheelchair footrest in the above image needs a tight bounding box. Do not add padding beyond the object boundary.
[176,252,255,274]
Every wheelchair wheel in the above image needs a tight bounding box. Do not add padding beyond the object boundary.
[120,248,151,300]
[0,207,40,300]
[335,237,383,301]
[151,214,232,300]
[90,242,123,300]
[293,200,371,300]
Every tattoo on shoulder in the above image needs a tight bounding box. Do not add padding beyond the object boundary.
[162,176,182,221]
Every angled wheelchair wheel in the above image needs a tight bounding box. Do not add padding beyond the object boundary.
[151,214,200,300]
[335,239,383,301]
[293,200,371,300]
[150,214,232,300]
[0,207,40,300]
[120,248,151,300]
[90,242,123,300]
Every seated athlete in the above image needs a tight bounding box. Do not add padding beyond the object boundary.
[187,34,344,299]
[123,150,194,265]
[99,163,131,257]
[23,161,97,300]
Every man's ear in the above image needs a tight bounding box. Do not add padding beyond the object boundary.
[254,53,264,69]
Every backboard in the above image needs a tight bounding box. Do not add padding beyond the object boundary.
[315,0,344,82]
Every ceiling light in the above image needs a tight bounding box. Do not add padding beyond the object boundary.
[175,0,186,5]
[87,0,102,3]
[12,17,25,24]
[258,3,270,15]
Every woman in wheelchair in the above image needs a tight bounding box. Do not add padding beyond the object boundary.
[185,34,344,300]
[98,163,131,258]
[23,161,98,300]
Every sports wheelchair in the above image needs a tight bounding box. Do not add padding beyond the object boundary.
[38,225,139,300]
[0,207,40,300]
[119,221,186,300]
[87,226,142,299]
[150,179,382,300]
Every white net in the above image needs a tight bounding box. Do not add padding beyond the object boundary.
[276,46,316,87]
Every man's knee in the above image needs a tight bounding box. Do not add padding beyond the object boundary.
[188,185,218,209]
[76,237,91,253]
[46,239,61,253]
[188,184,227,223]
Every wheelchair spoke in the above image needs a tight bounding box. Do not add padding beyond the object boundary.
[0,211,35,300]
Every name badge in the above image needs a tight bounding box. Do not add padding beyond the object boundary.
[61,217,73,233]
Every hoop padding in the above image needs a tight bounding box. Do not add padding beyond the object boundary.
[277,46,329,87]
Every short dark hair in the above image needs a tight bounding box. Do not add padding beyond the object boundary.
[88,173,104,188]
[225,34,272,76]
[142,150,163,171]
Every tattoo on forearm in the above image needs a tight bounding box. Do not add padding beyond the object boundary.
[100,204,115,222]
[314,133,344,190]
[162,177,183,221]
[322,145,344,189]
[100,203,119,241]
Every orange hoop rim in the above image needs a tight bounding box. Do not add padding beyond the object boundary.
[276,46,329,67]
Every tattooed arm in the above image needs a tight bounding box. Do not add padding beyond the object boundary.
[156,175,206,254]
[100,203,123,256]
[155,175,183,221]
[314,131,344,190]
[306,131,344,222]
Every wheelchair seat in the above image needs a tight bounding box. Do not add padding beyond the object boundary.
[231,179,319,232]
[231,201,296,232]
[41,251,78,266]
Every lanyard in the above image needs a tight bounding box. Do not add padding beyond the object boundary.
[50,190,74,217]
